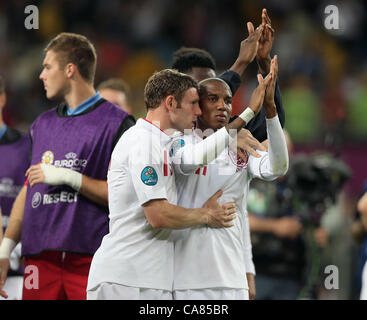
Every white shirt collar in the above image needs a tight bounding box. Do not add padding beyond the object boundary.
[137,118,173,144]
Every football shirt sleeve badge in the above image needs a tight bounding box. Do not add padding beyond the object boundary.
[141,166,158,186]
[169,139,185,157]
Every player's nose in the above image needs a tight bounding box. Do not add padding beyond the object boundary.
[217,99,226,110]
[195,103,202,117]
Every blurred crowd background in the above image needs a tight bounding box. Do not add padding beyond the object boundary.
[1,0,366,299]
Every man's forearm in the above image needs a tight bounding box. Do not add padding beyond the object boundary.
[79,176,108,207]
[265,102,277,119]
[143,200,207,230]
[36,164,108,206]
[4,186,27,243]
[156,206,207,229]
[229,59,249,80]
[248,213,276,233]
[265,115,289,176]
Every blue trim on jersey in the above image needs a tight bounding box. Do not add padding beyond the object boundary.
[0,124,7,140]
[66,92,102,116]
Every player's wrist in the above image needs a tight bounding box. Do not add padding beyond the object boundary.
[230,58,249,75]
[0,237,16,259]
[63,168,82,191]
[257,56,271,74]
[264,100,275,108]
[41,164,82,191]
[199,207,211,226]
[238,108,255,124]
[264,102,277,118]
[202,209,210,225]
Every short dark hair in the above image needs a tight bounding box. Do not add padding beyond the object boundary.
[0,76,4,94]
[172,47,216,73]
[97,78,130,96]
[144,69,198,110]
[198,77,231,98]
[44,32,97,84]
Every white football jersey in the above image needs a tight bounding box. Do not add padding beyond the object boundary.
[87,118,177,292]
[172,117,285,290]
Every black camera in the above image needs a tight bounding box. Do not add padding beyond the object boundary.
[283,152,352,223]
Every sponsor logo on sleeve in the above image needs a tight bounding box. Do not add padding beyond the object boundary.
[141,166,158,186]
[169,139,185,157]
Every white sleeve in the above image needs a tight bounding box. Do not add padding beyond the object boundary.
[129,137,168,206]
[169,135,197,175]
[248,115,289,181]
[243,212,256,275]
[171,127,233,175]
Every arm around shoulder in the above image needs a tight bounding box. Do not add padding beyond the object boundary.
[142,199,207,229]
[142,190,236,230]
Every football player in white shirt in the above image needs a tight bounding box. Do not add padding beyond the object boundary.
[87,69,270,300]
[171,56,288,300]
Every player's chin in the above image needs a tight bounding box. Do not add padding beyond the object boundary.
[213,119,226,129]
[46,90,61,101]
[45,90,54,99]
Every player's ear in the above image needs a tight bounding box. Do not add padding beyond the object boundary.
[65,63,77,79]
[164,95,177,112]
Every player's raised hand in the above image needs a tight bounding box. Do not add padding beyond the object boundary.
[257,8,275,74]
[231,129,265,159]
[230,22,263,76]
[203,190,236,228]
[243,22,263,65]
[248,72,272,115]
[264,55,278,117]
[225,72,272,132]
